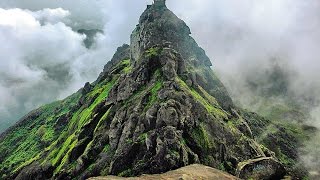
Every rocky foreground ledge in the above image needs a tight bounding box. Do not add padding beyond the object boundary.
[88,164,239,180]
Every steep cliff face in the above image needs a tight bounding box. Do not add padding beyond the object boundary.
[0,2,293,180]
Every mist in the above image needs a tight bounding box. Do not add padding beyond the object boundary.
[166,0,320,176]
[0,0,319,175]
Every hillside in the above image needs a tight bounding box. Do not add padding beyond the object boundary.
[0,1,310,179]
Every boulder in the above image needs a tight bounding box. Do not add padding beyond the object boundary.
[236,157,286,180]
[89,164,239,180]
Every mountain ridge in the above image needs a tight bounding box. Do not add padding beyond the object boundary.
[0,1,309,179]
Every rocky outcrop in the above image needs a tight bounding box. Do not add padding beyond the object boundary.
[89,164,239,180]
[97,44,130,83]
[236,157,286,180]
[130,1,233,110]
[0,1,289,180]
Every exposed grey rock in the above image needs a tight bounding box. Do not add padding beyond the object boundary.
[0,1,289,180]
[236,157,286,180]
[96,44,130,83]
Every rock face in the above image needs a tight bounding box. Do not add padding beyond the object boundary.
[236,157,286,180]
[89,164,239,180]
[153,0,166,7]
[0,1,288,180]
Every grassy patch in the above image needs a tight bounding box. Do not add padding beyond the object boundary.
[144,80,163,110]
[191,123,215,151]
[74,79,116,130]
[145,47,161,58]
[52,133,76,166]
[55,138,78,173]
[118,169,133,177]
[121,59,132,73]
[0,58,122,176]
[176,77,228,119]
[0,92,81,176]
[94,108,111,133]
[102,144,111,153]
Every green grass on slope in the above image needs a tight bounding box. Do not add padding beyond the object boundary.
[191,123,215,152]
[0,58,132,178]
[42,58,133,174]
[145,47,161,58]
[43,78,117,175]
[77,79,116,129]
[243,110,311,179]
[45,59,132,174]
[144,80,163,111]
[0,92,81,176]
[176,77,228,119]
[121,59,132,73]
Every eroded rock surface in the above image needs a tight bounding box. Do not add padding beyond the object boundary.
[89,164,239,180]
[0,1,288,180]
[236,157,286,180]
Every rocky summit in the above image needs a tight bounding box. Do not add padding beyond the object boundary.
[0,1,306,180]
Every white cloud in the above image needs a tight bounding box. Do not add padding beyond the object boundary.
[0,8,92,131]
[0,8,39,27]
[31,8,71,25]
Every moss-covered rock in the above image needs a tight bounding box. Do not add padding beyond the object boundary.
[0,1,293,180]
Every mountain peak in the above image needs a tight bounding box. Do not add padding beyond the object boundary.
[0,2,291,180]
[153,0,166,7]
[132,1,211,68]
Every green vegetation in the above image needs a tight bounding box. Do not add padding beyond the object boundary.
[13,153,41,173]
[121,59,132,73]
[0,25,308,179]
[80,80,115,128]
[261,121,308,168]
[94,108,111,133]
[122,84,147,108]
[137,133,148,143]
[67,79,116,131]
[145,80,163,110]
[102,144,111,153]
[37,124,55,145]
[226,119,241,134]
[46,79,116,174]
[191,123,215,152]
[55,138,78,173]
[255,98,305,123]
[118,169,133,177]
[52,133,76,166]
[122,69,163,112]
[218,162,226,171]
[0,57,129,177]
[177,77,228,119]
[145,47,161,58]
[243,109,311,178]
[0,92,81,176]
[276,147,295,166]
